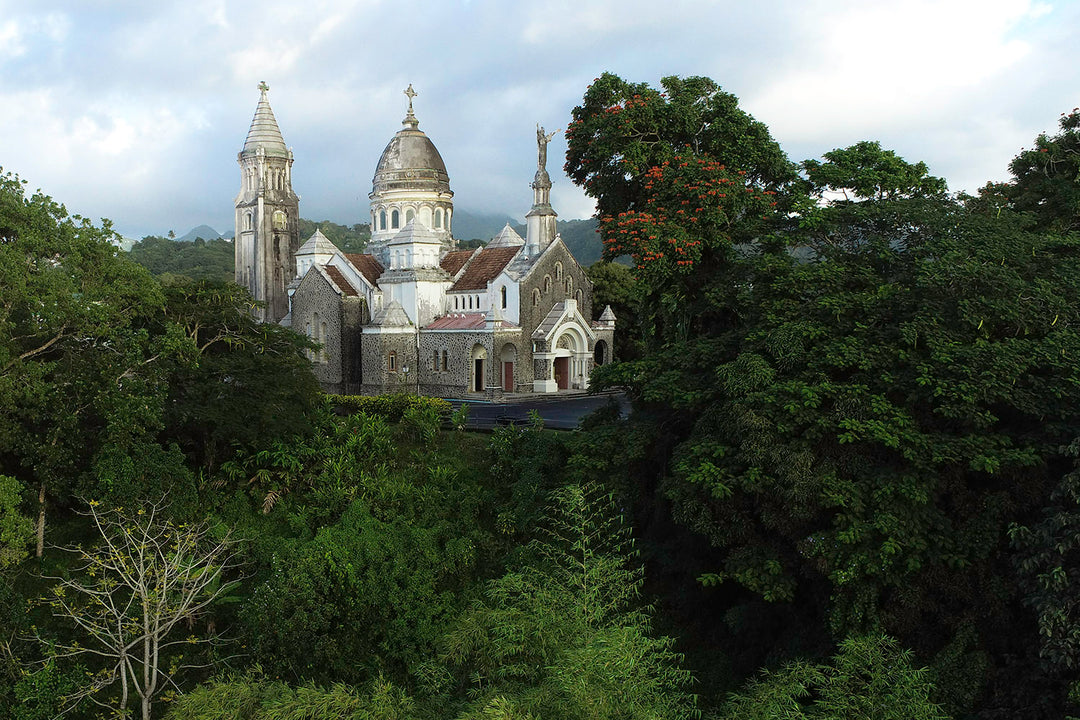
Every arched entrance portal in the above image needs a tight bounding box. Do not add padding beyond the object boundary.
[552,328,588,390]
[470,344,488,393]
[500,343,516,392]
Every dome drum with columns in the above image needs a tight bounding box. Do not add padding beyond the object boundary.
[236,83,615,398]
[367,85,455,266]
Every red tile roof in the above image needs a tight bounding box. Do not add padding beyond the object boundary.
[345,253,384,286]
[450,247,520,291]
[440,250,474,277]
[323,265,358,296]
[425,313,487,330]
[424,313,519,330]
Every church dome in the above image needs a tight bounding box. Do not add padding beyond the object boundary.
[371,108,451,196]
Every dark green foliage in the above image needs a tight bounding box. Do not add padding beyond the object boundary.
[298,219,371,254]
[165,673,418,720]
[328,393,451,423]
[9,660,87,720]
[570,79,1080,717]
[1010,438,1080,676]
[802,140,947,201]
[586,260,642,359]
[230,415,496,687]
[0,168,167,548]
[437,483,698,720]
[0,474,33,568]
[129,235,235,281]
[158,278,322,469]
[1005,108,1080,233]
[718,634,948,719]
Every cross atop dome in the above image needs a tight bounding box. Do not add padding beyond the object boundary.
[258,80,269,94]
[402,84,419,129]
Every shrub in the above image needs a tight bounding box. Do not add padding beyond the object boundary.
[327,393,451,423]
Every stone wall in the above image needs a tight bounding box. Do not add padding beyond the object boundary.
[358,329,417,396]
[518,240,594,339]
[290,269,344,390]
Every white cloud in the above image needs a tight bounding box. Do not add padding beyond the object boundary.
[748,0,1048,140]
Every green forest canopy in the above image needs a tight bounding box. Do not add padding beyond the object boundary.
[3,72,1080,720]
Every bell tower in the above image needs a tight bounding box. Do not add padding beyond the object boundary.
[235,81,300,323]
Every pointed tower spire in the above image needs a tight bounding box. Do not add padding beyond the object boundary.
[243,81,289,158]
[235,82,300,323]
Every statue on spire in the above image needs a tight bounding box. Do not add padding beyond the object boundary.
[536,124,557,171]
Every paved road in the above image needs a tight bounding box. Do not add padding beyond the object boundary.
[457,392,629,430]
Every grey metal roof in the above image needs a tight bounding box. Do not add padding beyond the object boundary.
[488,223,525,248]
[241,84,289,159]
[387,219,441,246]
[372,110,451,195]
[532,302,566,339]
[370,300,413,327]
[296,229,338,255]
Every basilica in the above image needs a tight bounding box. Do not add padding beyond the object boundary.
[234,83,615,398]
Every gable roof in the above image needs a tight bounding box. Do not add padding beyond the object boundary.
[323,265,358,296]
[439,249,474,277]
[345,253,384,286]
[450,246,521,291]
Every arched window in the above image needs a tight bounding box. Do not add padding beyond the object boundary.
[454,296,459,310]
[543,275,552,293]
[468,295,473,310]
[566,276,573,295]
[555,262,563,280]
[388,351,397,372]
[405,208,415,224]
[500,285,507,309]
[441,349,448,371]
[244,212,253,230]
[575,289,583,304]
[532,288,541,307]
[379,210,387,230]
[391,209,400,229]
[433,349,439,371]
[273,210,287,230]
[435,208,443,228]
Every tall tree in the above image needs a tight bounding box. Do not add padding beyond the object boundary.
[0,170,165,556]
[564,73,799,220]
[39,499,242,720]
[569,80,1080,716]
[1005,107,1080,234]
[438,483,697,720]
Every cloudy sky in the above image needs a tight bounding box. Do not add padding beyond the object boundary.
[1,0,1077,240]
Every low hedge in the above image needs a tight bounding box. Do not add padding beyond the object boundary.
[326,393,452,423]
